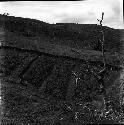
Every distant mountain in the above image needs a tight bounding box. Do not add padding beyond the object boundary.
[0,14,122,53]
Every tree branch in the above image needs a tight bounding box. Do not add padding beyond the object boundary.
[97,12,106,69]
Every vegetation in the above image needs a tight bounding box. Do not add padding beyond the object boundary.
[0,14,122,52]
[1,14,124,124]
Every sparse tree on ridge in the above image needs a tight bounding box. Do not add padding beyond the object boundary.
[3,12,9,16]
[97,12,106,68]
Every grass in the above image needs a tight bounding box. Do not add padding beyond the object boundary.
[0,14,124,124]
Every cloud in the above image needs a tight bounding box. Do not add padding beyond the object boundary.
[0,0,123,29]
[59,16,88,24]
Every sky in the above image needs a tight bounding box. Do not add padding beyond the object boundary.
[0,0,123,29]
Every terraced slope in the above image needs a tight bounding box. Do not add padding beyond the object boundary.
[1,46,122,124]
[0,15,124,124]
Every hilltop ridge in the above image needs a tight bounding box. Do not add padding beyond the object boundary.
[0,14,122,52]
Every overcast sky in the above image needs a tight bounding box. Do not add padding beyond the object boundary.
[0,0,123,29]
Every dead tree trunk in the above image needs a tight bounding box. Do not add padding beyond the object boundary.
[97,12,106,68]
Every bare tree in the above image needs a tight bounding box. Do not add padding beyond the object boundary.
[72,71,81,87]
[3,13,9,16]
[97,12,106,69]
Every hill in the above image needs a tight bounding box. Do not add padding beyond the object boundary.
[1,14,124,124]
[0,14,122,52]
[0,14,123,67]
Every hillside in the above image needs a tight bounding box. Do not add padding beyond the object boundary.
[1,14,124,124]
[0,14,123,67]
[0,14,122,52]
